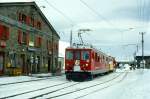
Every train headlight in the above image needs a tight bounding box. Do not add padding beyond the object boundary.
[86,64,88,67]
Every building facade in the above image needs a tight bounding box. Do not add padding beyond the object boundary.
[136,56,150,68]
[0,2,60,75]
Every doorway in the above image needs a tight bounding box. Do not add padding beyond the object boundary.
[48,57,51,72]
[20,54,26,74]
[0,52,4,75]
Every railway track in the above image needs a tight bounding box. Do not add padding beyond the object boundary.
[0,81,74,99]
[0,75,64,86]
[74,72,128,99]
[26,72,124,99]
[42,72,126,99]
[0,72,126,99]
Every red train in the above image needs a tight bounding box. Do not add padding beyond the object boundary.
[65,47,116,81]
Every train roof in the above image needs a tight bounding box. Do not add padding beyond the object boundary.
[66,47,113,58]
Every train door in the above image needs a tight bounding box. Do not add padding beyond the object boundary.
[0,52,4,75]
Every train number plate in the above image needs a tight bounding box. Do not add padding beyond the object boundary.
[74,65,81,71]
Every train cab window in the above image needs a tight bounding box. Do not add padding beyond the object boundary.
[82,51,89,60]
[66,51,73,60]
[75,51,80,60]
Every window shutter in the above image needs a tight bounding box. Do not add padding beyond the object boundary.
[35,36,38,47]
[35,36,42,47]
[26,16,31,25]
[0,24,3,39]
[0,25,9,40]
[18,30,22,44]
[26,32,29,46]
[5,26,9,40]
[39,36,42,46]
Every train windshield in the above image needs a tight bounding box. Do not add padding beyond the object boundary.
[75,51,80,60]
[82,51,89,60]
[66,51,73,60]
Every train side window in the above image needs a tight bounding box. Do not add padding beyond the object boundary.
[66,51,73,60]
[97,56,100,62]
[82,51,89,60]
[102,55,104,62]
[95,53,97,61]
[92,52,94,59]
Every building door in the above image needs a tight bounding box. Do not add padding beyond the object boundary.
[37,56,40,73]
[48,57,51,72]
[21,54,26,74]
[0,52,4,75]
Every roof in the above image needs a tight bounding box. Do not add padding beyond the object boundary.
[0,1,60,39]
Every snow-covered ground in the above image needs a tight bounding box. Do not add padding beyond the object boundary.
[0,69,149,99]
[83,69,150,99]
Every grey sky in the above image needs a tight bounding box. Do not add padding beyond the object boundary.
[1,0,150,61]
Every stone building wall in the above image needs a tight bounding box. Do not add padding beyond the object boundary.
[0,2,59,75]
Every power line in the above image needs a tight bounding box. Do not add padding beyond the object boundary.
[37,0,75,25]
[142,0,146,26]
[79,0,122,33]
[136,0,141,23]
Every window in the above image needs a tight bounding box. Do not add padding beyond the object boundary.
[18,30,29,45]
[37,21,42,30]
[18,13,22,22]
[22,14,27,23]
[47,40,52,50]
[31,17,34,27]
[82,51,89,60]
[98,56,100,62]
[22,32,27,44]
[92,52,94,59]
[66,51,73,60]
[95,53,97,61]
[75,51,80,60]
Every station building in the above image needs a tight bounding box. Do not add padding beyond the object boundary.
[136,56,150,68]
[0,2,60,75]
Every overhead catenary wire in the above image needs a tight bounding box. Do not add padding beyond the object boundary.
[79,0,122,33]
[35,0,77,42]
[42,0,75,26]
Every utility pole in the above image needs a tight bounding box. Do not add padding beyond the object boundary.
[70,30,72,47]
[139,32,145,68]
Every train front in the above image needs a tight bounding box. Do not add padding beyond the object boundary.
[65,48,92,81]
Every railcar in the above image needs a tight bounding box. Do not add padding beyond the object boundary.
[65,47,116,81]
